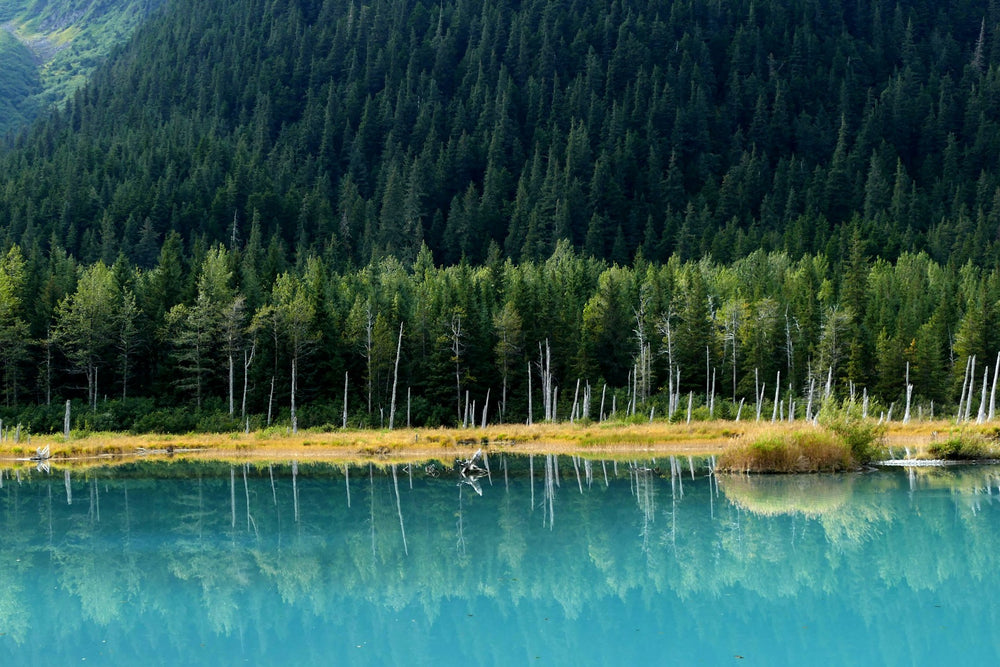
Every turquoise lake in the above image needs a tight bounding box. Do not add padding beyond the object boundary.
[1,456,999,665]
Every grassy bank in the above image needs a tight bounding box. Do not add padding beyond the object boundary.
[0,420,741,466]
[1,418,995,471]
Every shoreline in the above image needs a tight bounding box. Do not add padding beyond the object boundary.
[0,419,968,469]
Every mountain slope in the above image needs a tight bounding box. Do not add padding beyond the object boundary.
[1,0,1000,268]
[0,0,161,135]
[0,28,41,131]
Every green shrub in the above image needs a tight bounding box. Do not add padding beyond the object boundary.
[928,433,995,460]
[131,408,199,434]
[195,411,242,433]
[818,403,886,464]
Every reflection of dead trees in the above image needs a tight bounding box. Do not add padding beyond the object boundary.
[242,464,258,537]
[529,455,535,509]
[543,454,557,529]
[630,462,656,554]
[457,448,486,476]
[458,475,483,496]
[391,464,408,555]
[369,463,376,563]
[27,445,52,473]
[89,477,100,523]
[292,460,299,523]
[456,448,488,496]
[456,483,468,557]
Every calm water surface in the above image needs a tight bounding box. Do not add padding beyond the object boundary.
[1,456,998,665]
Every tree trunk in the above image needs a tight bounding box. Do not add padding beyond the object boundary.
[481,387,490,428]
[527,362,533,425]
[389,323,403,430]
[242,343,255,419]
[228,352,235,416]
[267,375,275,426]
[291,356,298,434]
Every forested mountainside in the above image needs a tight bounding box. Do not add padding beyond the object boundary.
[2,0,1000,431]
[2,0,1000,268]
[0,28,39,133]
[0,0,160,136]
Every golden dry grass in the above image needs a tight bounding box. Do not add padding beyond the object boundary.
[717,427,854,472]
[0,418,979,472]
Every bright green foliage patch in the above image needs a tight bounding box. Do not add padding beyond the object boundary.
[928,433,998,461]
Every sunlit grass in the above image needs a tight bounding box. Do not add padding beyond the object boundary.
[0,418,989,472]
[927,431,1000,460]
[718,427,854,473]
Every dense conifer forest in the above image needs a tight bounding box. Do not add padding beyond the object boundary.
[1,0,1000,432]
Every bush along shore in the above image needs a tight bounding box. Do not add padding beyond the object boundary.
[715,402,884,472]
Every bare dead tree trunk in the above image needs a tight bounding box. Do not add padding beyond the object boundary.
[451,313,464,423]
[966,356,977,422]
[365,303,374,417]
[990,352,1000,421]
[957,355,971,423]
[267,375,275,426]
[978,367,989,424]
[539,342,547,420]
[771,371,781,422]
[903,362,912,424]
[241,341,255,419]
[539,339,554,421]
[290,356,298,434]
[527,362,533,425]
[571,378,580,423]
[389,323,403,429]
[227,352,234,416]
[481,388,490,428]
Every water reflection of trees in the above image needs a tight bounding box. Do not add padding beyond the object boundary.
[3,461,1000,658]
